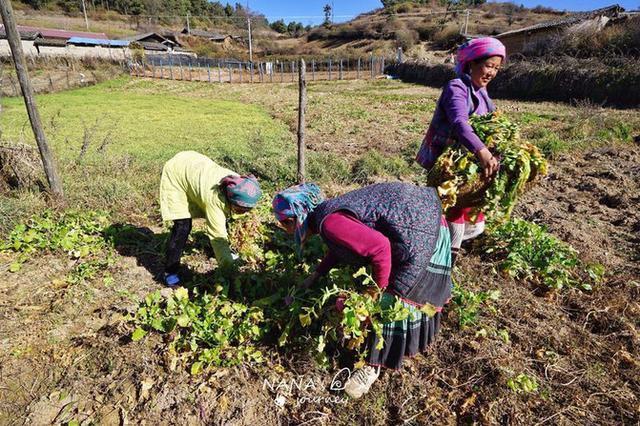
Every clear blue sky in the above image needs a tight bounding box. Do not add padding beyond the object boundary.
[246,0,638,25]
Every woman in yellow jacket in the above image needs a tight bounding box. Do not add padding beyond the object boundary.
[159,151,262,286]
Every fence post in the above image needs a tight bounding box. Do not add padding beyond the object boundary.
[370,55,374,79]
[180,64,183,80]
[329,58,332,81]
[207,64,211,83]
[381,57,385,76]
[297,58,306,184]
[218,63,222,83]
[152,61,155,78]
[228,63,232,83]
[280,62,284,83]
[188,61,193,81]
[259,62,263,83]
[269,62,273,83]
[48,73,53,91]
[312,59,315,81]
[357,57,361,80]
[250,62,254,83]
[170,62,174,80]
[339,58,343,80]
[291,61,295,82]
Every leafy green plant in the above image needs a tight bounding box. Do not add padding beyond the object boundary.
[451,284,501,328]
[130,287,265,373]
[507,373,539,394]
[1,210,114,283]
[484,218,604,291]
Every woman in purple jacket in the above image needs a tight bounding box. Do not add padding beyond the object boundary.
[416,37,506,264]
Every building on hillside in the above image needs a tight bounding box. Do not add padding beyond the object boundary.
[0,28,41,56]
[120,32,183,51]
[0,25,108,41]
[181,27,233,43]
[495,4,624,55]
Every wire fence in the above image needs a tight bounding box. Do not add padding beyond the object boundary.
[131,55,394,83]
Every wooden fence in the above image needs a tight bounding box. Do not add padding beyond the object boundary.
[130,56,392,83]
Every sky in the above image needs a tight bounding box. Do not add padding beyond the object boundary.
[246,0,639,25]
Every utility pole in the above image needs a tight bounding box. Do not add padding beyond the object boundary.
[331,1,334,24]
[247,17,253,63]
[81,0,89,30]
[186,12,190,34]
[0,0,64,197]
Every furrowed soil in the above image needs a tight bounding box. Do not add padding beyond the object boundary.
[0,78,639,425]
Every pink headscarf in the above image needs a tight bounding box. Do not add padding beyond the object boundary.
[455,37,506,77]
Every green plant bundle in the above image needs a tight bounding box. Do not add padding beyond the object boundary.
[428,111,548,222]
[484,218,604,291]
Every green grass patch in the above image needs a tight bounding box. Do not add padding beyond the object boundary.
[0,78,295,224]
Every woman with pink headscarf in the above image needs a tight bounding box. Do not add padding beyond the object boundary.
[415,37,506,264]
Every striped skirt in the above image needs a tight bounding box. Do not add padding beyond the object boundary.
[366,219,451,370]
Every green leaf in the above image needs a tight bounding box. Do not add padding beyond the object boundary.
[190,361,203,375]
[131,327,147,342]
[9,262,22,273]
[176,314,190,327]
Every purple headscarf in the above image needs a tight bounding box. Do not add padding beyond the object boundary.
[455,37,506,77]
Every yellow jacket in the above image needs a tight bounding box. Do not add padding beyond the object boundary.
[159,151,237,266]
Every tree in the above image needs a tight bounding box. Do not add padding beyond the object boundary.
[270,19,287,34]
[224,3,234,16]
[323,3,332,27]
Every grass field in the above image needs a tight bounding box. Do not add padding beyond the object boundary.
[0,77,639,424]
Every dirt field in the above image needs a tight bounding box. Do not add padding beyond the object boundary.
[0,78,638,425]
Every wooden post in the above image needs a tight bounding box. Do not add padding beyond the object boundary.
[228,63,232,83]
[357,57,361,80]
[280,62,283,83]
[339,58,343,80]
[328,58,332,81]
[259,62,263,83]
[170,62,174,79]
[370,55,374,79]
[269,62,273,83]
[250,62,254,83]
[312,59,315,81]
[291,61,295,83]
[0,0,63,196]
[297,59,306,184]
[218,64,222,83]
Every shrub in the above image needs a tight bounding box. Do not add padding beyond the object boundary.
[432,24,462,49]
[395,28,419,51]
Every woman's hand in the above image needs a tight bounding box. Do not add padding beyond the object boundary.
[476,147,499,179]
[301,271,320,289]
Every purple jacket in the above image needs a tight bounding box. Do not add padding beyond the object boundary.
[416,74,496,169]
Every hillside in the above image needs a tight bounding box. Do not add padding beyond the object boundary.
[292,3,566,58]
